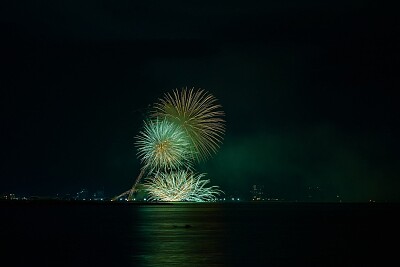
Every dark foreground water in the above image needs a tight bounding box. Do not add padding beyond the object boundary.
[1,201,399,267]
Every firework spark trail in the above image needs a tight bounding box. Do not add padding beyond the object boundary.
[144,171,223,202]
[152,87,225,161]
[135,118,195,174]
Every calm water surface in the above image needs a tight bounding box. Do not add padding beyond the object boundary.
[2,202,399,266]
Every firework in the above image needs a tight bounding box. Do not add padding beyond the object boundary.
[135,118,194,173]
[144,171,222,202]
[152,87,225,161]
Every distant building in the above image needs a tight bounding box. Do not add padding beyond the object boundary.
[93,190,105,200]
[250,185,264,201]
[76,189,89,200]
[1,193,16,200]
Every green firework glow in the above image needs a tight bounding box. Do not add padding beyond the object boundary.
[152,87,225,161]
[144,170,222,202]
[135,119,195,173]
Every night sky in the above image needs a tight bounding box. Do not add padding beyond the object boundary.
[1,1,399,201]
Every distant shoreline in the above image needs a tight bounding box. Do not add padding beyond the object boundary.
[0,199,172,205]
[1,199,399,206]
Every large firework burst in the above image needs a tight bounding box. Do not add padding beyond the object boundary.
[152,87,225,161]
[144,171,222,202]
[135,118,194,173]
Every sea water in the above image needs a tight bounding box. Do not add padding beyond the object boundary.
[2,201,399,266]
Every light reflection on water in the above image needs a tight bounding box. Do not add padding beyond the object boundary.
[2,202,398,266]
[132,204,225,266]
[126,202,399,267]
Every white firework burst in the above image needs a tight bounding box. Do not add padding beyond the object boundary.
[144,171,223,202]
[135,119,195,173]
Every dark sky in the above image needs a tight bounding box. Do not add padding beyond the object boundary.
[1,1,399,201]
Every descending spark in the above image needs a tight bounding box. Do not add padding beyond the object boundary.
[152,87,225,161]
[144,171,223,202]
[135,118,194,174]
